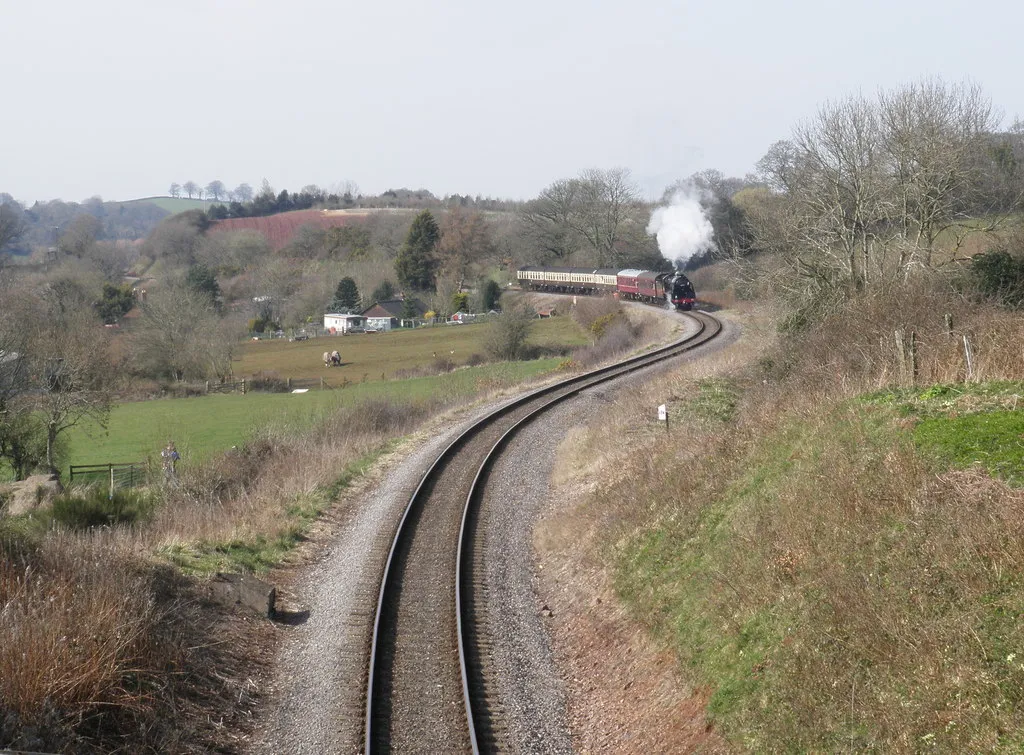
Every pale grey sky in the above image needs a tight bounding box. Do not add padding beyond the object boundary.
[2,0,1022,204]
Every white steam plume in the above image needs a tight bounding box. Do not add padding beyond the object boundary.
[646,187,715,267]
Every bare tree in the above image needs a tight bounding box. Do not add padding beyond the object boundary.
[19,284,118,473]
[437,206,494,288]
[130,283,235,381]
[518,168,646,267]
[790,94,891,289]
[879,78,1002,266]
[518,178,581,263]
[0,276,29,409]
[747,78,1012,307]
[182,181,200,200]
[569,167,643,266]
[169,182,182,198]
[58,214,102,258]
[0,199,26,251]
[205,180,226,201]
[87,241,137,282]
[233,183,254,203]
[146,222,200,266]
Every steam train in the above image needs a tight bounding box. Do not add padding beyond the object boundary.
[516,266,697,310]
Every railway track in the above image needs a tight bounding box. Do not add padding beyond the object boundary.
[365,310,722,753]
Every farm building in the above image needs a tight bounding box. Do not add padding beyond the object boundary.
[361,298,427,331]
[323,313,366,333]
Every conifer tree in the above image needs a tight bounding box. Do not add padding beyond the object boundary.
[333,277,360,310]
[395,210,440,291]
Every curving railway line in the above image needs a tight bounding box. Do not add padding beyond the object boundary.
[364,310,723,753]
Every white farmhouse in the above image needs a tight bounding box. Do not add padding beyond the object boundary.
[323,313,366,333]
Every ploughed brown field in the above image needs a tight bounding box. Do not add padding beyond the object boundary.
[210,209,372,250]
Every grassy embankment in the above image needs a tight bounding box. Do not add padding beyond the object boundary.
[549,283,1024,751]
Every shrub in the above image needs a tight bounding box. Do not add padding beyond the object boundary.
[571,318,639,368]
[50,487,156,530]
[970,249,1024,308]
[487,296,535,361]
[571,296,621,333]
[589,312,620,339]
[246,373,289,393]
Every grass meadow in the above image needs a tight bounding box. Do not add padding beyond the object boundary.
[232,316,586,381]
[65,357,566,468]
[122,196,216,214]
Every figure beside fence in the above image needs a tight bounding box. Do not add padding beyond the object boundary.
[161,441,180,483]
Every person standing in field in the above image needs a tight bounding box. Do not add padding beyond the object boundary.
[161,441,180,483]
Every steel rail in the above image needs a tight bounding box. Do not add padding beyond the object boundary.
[365,311,722,753]
[455,311,720,752]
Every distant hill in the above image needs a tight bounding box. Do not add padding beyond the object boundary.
[124,196,216,214]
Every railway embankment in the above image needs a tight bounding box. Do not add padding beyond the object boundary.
[538,284,1024,751]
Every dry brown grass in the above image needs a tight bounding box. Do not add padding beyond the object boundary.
[0,531,188,751]
[776,281,1024,391]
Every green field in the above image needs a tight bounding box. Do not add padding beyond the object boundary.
[65,358,567,470]
[63,317,588,472]
[122,196,217,214]
[233,317,588,381]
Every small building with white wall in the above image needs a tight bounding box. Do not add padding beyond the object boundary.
[323,313,366,333]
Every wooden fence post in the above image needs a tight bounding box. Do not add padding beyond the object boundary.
[241,378,246,395]
[895,329,906,385]
[963,334,975,381]
[909,331,918,385]
[286,377,291,391]
[320,377,325,390]
[944,313,953,338]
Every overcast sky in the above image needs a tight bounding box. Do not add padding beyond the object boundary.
[2,0,1022,204]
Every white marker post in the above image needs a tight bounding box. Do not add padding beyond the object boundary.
[657,403,668,433]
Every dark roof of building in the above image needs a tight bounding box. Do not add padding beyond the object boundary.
[361,298,427,318]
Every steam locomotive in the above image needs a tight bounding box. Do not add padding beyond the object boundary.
[516,266,697,310]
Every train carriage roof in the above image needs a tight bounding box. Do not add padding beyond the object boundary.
[617,268,646,277]
[636,271,661,282]
[517,266,604,275]
[595,268,621,276]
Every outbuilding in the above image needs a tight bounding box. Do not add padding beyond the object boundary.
[323,313,366,333]
[360,298,427,330]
